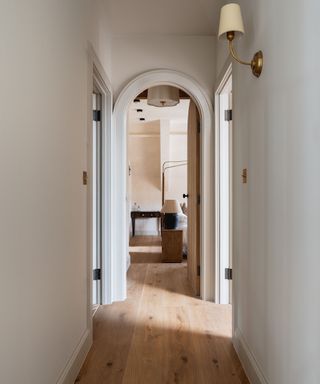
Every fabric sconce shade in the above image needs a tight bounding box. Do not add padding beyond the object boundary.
[147,86,180,107]
[218,3,245,39]
[161,200,182,230]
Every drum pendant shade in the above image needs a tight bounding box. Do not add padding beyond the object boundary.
[147,86,180,107]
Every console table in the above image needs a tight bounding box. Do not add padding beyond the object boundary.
[131,211,161,237]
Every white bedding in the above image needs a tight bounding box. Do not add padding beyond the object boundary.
[177,213,188,255]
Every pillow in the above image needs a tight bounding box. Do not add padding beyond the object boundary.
[177,213,188,227]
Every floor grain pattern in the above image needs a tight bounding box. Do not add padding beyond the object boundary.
[129,236,162,263]
[77,262,248,384]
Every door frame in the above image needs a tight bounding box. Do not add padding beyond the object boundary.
[87,44,113,324]
[215,62,233,304]
[111,69,215,302]
[92,90,103,307]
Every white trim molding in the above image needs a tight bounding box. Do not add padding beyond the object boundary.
[233,328,269,384]
[214,62,233,305]
[87,43,113,307]
[57,329,91,384]
[112,69,215,302]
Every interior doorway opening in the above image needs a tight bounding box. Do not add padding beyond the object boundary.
[215,65,233,305]
[127,87,201,296]
[111,70,215,303]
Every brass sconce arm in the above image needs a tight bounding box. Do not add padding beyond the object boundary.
[228,39,251,66]
[162,161,187,205]
[227,31,263,78]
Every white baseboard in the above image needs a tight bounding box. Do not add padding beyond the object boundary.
[233,328,269,384]
[56,329,92,384]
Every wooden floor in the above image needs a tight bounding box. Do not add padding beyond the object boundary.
[76,237,249,384]
[129,235,162,263]
[129,236,161,247]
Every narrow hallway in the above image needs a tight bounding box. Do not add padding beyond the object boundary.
[77,240,249,383]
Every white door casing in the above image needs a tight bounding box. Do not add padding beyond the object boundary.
[215,63,233,304]
[87,45,113,312]
[111,69,215,302]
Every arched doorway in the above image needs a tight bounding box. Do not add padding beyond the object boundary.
[110,70,215,302]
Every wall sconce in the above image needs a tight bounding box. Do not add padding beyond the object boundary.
[218,3,263,78]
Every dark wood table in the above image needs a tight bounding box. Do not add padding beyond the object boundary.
[131,211,161,237]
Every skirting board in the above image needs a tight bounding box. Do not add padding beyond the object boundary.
[56,329,92,384]
[233,328,269,384]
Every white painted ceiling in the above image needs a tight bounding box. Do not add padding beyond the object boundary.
[105,0,222,36]
[128,98,190,127]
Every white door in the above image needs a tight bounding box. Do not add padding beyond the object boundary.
[187,100,201,296]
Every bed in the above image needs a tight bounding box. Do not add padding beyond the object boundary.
[177,213,188,255]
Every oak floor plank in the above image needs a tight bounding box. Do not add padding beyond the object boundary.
[129,236,162,263]
[76,253,248,383]
[76,264,148,384]
[130,251,163,263]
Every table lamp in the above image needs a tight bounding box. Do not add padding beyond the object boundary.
[161,199,182,229]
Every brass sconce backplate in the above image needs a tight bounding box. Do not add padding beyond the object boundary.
[251,51,263,78]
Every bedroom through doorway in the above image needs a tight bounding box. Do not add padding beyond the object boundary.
[127,86,201,296]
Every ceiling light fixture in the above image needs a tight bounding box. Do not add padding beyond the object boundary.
[147,86,180,107]
[218,3,263,78]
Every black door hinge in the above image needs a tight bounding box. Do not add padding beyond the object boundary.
[93,268,101,281]
[225,268,232,280]
[197,121,201,134]
[224,109,232,122]
[197,265,201,276]
[197,194,201,205]
[93,110,101,122]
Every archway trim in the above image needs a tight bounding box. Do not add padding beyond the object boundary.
[110,69,215,302]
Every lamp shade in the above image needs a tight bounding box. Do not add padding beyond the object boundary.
[161,199,182,214]
[218,3,245,39]
[147,86,180,107]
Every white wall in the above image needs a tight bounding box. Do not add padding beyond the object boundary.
[128,122,161,235]
[89,0,113,78]
[166,123,188,205]
[111,35,217,101]
[128,119,188,235]
[0,1,111,383]
[217,0,320,383]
